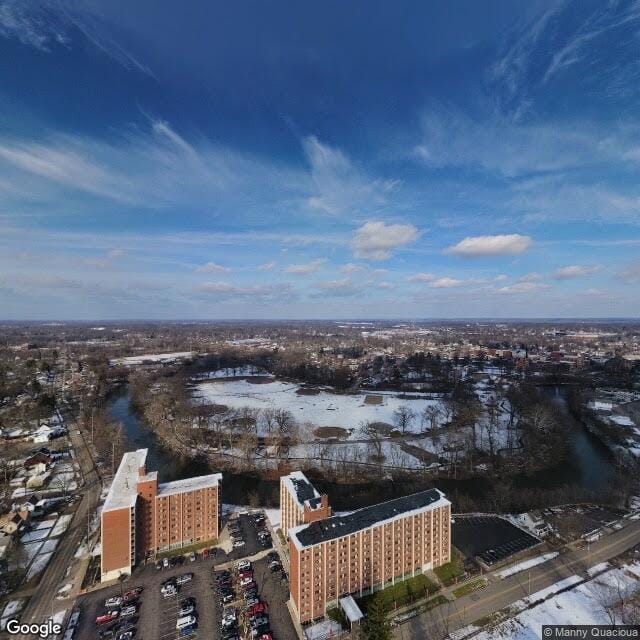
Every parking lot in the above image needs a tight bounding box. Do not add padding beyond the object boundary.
[453,515,540,566]
[74,510,294,640]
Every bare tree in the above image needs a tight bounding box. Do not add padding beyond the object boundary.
[393,405,416,435]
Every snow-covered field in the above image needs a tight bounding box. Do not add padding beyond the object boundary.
[193,366,272,380]
[194,379,442,432]
[111,351,195,366]
[473,562,640,640]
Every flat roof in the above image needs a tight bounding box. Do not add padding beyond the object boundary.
[291,489,449,548]
[339,595,364,623]
[103,449,149,513]
[283,471,321,508]
[157,473,222,498]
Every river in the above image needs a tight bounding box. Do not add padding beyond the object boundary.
[107,383,617,507]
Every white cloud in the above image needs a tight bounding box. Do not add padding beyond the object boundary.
[377,281,393,289]
[552,264,600,280]
[617,261,640,284]
[429,277,466,289]
[284,258,327,275]
[340,263,366,274]
[196,262,232,273]
[519,272,542,282]
[351,221,419,261]
[497,281,550,294]
[446,234,532,257]
[197,281,287,299]
[257,261,276,271]
[407,272,436,283]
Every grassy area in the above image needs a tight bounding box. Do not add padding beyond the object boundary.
[359,573,439,611]
[156,538,217,559]
[452,578,487,599]
[434,548,465,585]
[424,594,448,611]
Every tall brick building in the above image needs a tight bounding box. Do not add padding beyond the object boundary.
[101,449,222,581]
[280,471,332,538]
[286,484,451,623]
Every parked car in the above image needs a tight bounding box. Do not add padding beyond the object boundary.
[119,605,137,618]
[249,615,268,629]
[238,569,253,579]
[258,634,273,640]
[163,586,178,598]
[233,540,245,548]
[180,597,196,608]
[247,603,267,616]
[239,576,254,587]
[241,580,257,592]
[269,562,281,573]
[176,573,193,585]
[176,615,196,630]
[220,592,235,604]
[96,612,119,626]
[189,552,196,562]
[250,625,271,639]
[162,557,170,569]
[155,560,163,570]
[236,560,251,571]
[179,604,195,616]
[104,596,123,608]
[115,630,135,640]
[244,596,259,608]
[179,625,196,637]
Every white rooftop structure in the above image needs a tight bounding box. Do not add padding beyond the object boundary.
[103,449,155,512]
[158,474,222,498]
[339,595,364,624]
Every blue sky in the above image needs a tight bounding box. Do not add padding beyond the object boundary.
[0,0,639,319]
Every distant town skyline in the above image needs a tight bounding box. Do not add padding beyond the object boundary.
[1,0,639,319]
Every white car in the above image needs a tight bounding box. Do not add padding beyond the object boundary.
[239,576,253,587]
[104,596,123,608]
[120,605,137,618]
[163,587,178,598]
[176,615,196,630]
[237,560,251,572]
[233,540,245,548]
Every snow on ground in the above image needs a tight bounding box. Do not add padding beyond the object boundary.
[21,528,50,543]
[474,563,640,640]
[23,541,44,563]
[609,415,635,427]
[40,538,59,554]
[2,600,24,619]
[495,553,559,579]
[304,619,343,640]
[193,366,272,380]
[52,514,73,536]
[587,562,610,576]
[33,519,55,530]
[111,351,195,366]
[194,379,442,432]
[27,552,53,580]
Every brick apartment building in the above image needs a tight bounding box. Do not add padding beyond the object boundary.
[101,448,222,581]
[286,482,451,623]
[280,471,332,538]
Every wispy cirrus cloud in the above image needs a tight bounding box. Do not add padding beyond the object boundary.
[303,136,399,216]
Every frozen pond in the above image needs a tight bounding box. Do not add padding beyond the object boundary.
[193,379,442,432]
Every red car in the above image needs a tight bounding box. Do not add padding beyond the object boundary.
[95,611,119,625]
[259,634,273,640]
[239,570,253,580]
[247,603,267,616]
[241,580,257,591]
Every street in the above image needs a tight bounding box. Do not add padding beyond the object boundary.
[15,403,102,638]
[395,518,640,639]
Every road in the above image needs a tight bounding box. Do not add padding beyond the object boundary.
[395,519,640,639]
[17,403,102,636]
